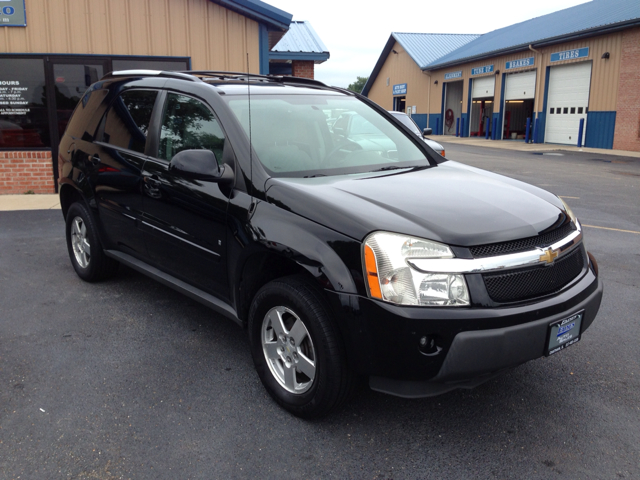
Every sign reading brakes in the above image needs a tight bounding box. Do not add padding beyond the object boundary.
[551,47,589,62]
[0,0,26,26]
[392,83,407,95]
[505,57,534,70]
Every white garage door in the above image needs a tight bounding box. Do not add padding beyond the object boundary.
[545,62,592,145]
[505,70,536,100]
[472,76,495,98]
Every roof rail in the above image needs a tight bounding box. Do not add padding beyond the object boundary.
[181,70,273,81]
[180,70,344,91]
[101,70,203,82]
[99,69,352,95]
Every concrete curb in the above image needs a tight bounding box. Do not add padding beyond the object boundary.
[0,194,61,211]
[435,136,640,158]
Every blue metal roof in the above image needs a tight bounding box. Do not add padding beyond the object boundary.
[211,0,292,31]
[361,33,480,96]
[270,21,330,63]
[393,33,481,69]
[427,0,640,69]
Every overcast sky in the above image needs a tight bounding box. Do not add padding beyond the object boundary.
[267,0,591,88]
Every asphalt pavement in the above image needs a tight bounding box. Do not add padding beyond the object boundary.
[1,143,639,479]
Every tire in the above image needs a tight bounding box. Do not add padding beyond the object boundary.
[65,202,119,282]
[248,275,354,418]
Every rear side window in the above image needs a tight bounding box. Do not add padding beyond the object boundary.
[158,93,225,162]
[102,90,158,153]
[65,87,110,141]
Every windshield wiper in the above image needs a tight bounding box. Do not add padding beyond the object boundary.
[369,166,410,172]
[303,174,327,178]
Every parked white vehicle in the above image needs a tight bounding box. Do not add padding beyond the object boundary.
[388,111,445,156]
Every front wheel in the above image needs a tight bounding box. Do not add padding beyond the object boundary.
[65,202,119,282]
[248,276,353,418]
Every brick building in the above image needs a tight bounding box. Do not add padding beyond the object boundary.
[269,21,330,80]
[0,0,329,194]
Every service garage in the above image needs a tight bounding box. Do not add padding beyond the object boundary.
[363,0,640,153]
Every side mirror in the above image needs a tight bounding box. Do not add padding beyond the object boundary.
[169,149,233,183]
[423,128,433,137]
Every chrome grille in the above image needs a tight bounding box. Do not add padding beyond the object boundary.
[470,223,576,258]
[482,246,585,303]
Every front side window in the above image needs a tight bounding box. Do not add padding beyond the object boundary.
[158,93,225,162]
[102,90,158,153]
[223,92,431,177]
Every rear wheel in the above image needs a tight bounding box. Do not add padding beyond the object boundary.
[65,202,119,282]
[248,276,353,418]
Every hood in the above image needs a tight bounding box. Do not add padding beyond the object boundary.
[264,161,568,246]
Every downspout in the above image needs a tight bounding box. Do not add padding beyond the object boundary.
[423,70,431,128]
[529,44,543,133]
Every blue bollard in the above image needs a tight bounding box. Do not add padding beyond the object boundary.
[577,118,584,147]
[456,118,460,137]
[435,118,440,136]
[485,118,490,139]
[461,118,465,137]
[493,117,498,140]
[525,117,531,143]
[532,118,539,144]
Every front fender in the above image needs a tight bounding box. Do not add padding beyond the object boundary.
[248,200,363,295]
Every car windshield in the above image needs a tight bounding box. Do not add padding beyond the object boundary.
[223,93,431,177]
[391,113,422,136]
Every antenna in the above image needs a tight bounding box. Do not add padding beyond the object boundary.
[246,53,254,204]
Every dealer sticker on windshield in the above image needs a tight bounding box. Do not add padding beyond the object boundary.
[546,311,584,356]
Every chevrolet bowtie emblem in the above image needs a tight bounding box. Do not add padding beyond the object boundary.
[539,248,559,264]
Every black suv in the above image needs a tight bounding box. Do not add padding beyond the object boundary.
[59,70,603,418]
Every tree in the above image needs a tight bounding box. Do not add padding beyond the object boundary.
[347,76,369,94]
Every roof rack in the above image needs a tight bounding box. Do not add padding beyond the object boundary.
[99,70,354,96]
[178,71,354,95]
[101,70,203,82]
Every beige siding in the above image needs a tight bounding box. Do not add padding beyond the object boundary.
[537,34,622,112]
[0,0,260,72]
[367,41,432,113]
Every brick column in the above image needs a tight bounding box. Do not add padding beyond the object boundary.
[292,61,315,79]
[613,26,640,152]
[0,151,55,194]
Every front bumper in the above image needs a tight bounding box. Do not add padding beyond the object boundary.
[326,259,603,398]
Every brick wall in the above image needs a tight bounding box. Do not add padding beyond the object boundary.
[292,61,315,79]
[613,27,640,152]
[0,151,55,194]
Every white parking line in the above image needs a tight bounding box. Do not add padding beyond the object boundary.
[583,225,640,235]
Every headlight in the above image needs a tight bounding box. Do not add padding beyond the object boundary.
[560,197,578,224]
[363,232,470,306]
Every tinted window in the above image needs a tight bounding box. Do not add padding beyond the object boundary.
[0,58,49,148]
[102,90,157,153]
[158,93,225,162]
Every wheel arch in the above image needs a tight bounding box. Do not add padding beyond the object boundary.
[59,182,85,220]
[234,250,330,325]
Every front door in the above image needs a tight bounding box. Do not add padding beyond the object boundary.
[141,92,230,298]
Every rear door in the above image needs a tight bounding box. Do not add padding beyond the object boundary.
[92,88,160,257]
[140,91,230,298]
